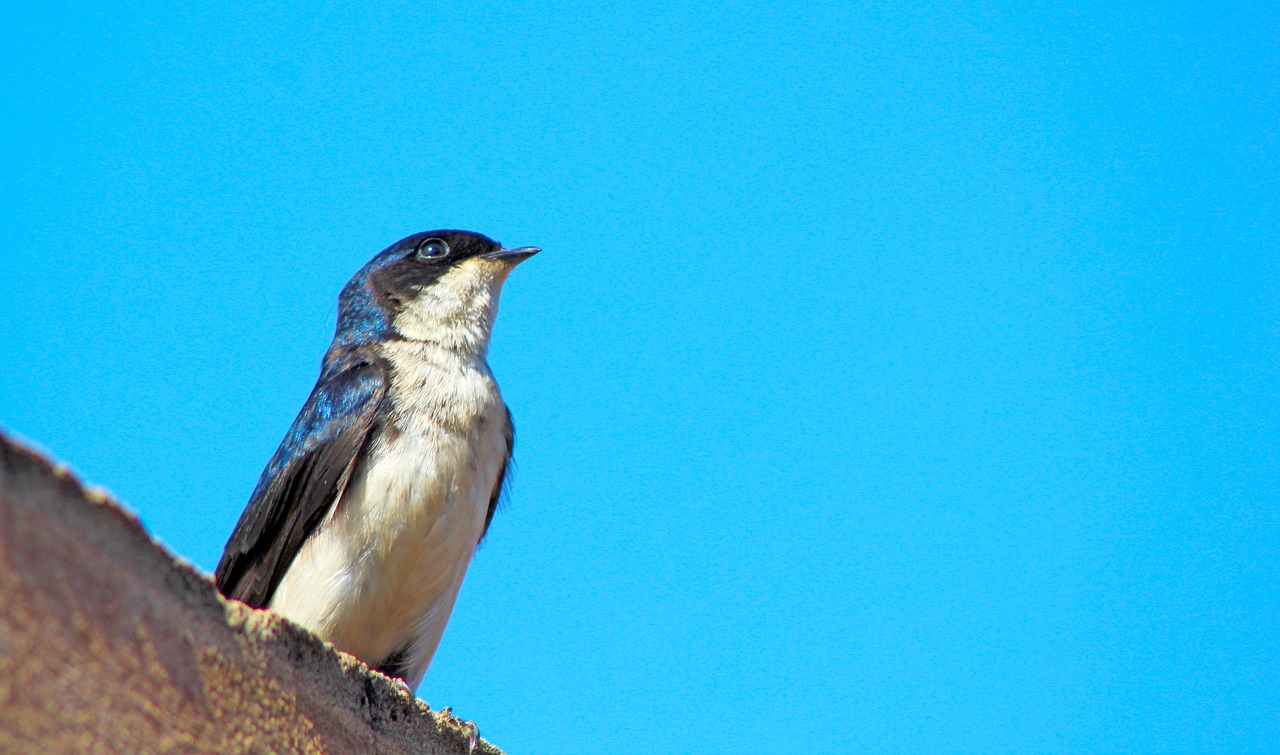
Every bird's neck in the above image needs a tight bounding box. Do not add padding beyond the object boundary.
[392,258,511,359]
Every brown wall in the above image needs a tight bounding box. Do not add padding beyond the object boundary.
[0,434,501,755]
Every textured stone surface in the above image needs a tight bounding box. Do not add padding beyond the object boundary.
[0,432,502,754]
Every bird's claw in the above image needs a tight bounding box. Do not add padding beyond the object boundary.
[435,707,480,753]
[463,719,479,754]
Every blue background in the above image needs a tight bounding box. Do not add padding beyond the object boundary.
[2,2,1277,751]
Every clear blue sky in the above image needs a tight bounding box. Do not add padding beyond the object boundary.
[2,2,1276,751]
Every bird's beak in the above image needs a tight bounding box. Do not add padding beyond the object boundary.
[484,246,540,264]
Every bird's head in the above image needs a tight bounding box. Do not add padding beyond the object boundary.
[334,230,538,353]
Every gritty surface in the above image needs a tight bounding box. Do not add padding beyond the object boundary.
[0,432,502,755]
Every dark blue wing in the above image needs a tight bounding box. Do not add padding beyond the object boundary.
[215,354,386,608]
[480,404,514,543]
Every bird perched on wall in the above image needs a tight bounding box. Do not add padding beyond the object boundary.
[215,230,538,691]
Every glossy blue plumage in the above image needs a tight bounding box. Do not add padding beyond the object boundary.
[331,263,395,351]
[248,357,385,505]
[247,241,418,501]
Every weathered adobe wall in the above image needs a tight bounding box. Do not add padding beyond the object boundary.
[0,432,502,755]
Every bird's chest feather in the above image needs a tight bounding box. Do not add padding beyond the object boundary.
[270,345,508,663]
[348,350,507,605]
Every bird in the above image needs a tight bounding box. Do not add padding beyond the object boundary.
[214,229,538,691]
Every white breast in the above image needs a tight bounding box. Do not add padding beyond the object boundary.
[268,341,509,689]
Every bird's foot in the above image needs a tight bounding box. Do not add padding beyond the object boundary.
[435,707,480,753]
[390,676,413,697]
[462,719,479,754]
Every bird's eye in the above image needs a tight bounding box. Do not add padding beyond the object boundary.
[415,237,449,258]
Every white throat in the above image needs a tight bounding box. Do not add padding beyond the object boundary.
[392,257,514,356]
